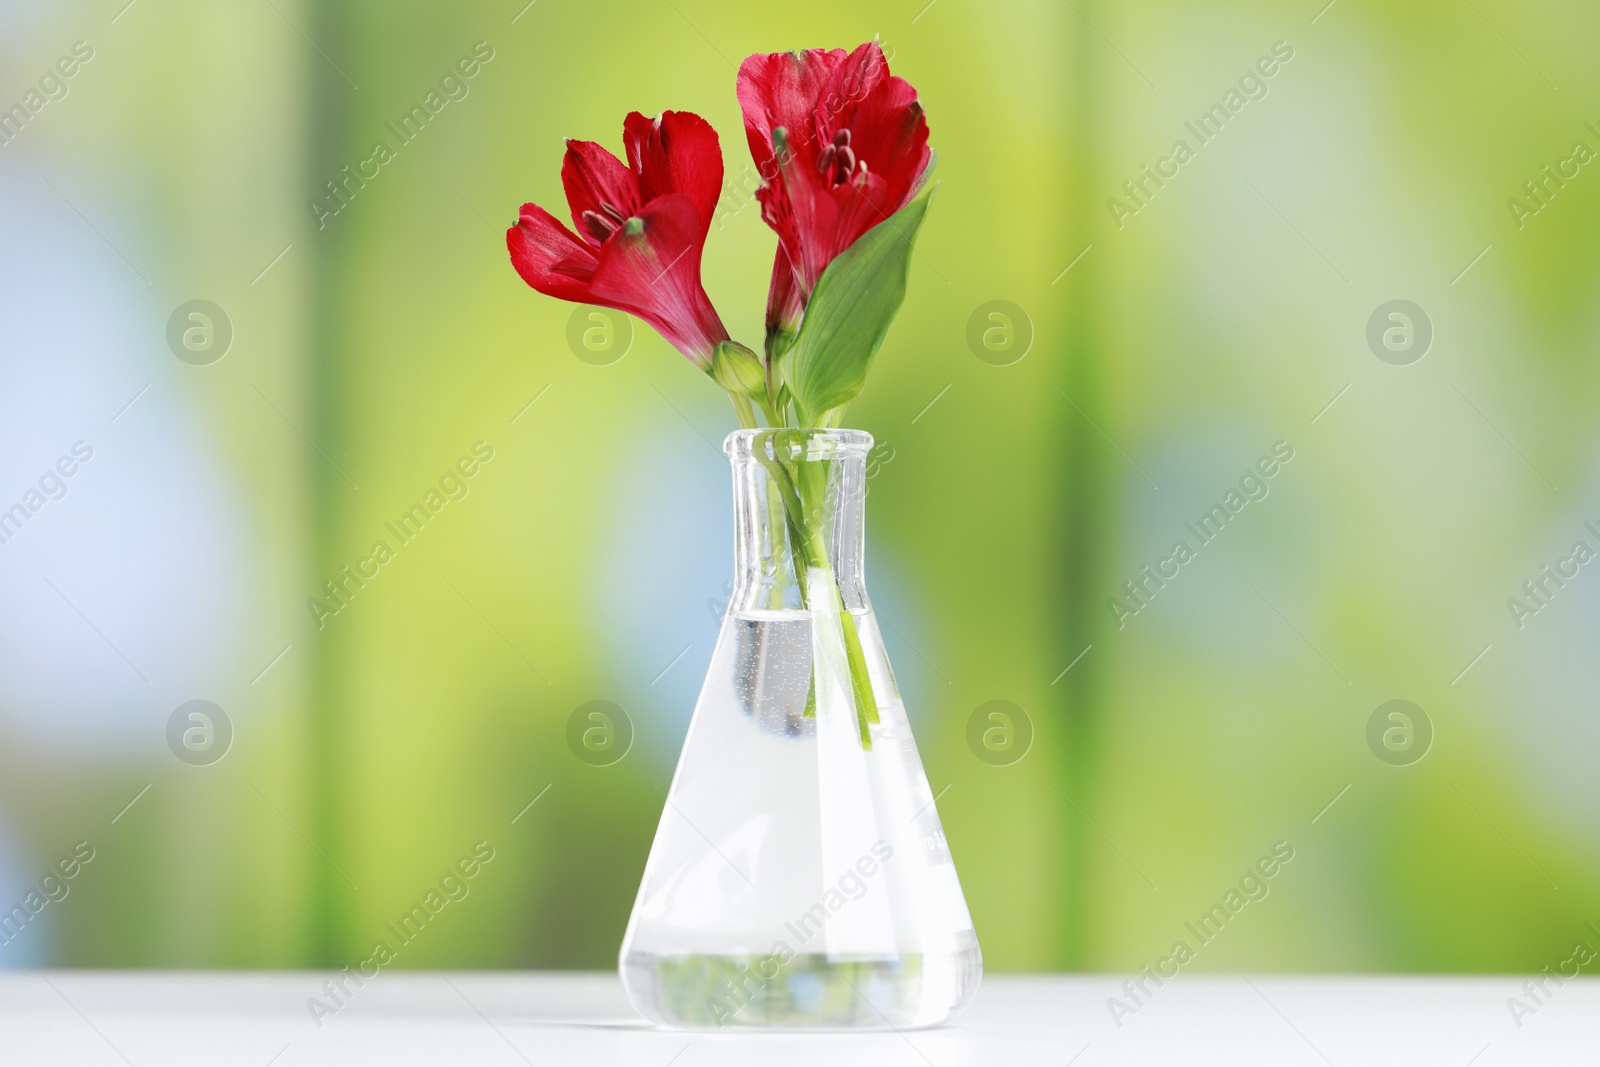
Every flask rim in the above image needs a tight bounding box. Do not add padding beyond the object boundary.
[722,427,874,461]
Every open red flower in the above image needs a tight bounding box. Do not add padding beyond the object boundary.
[507,110,729,368]
[738,42,932,342]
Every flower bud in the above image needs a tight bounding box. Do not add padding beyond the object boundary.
[710,341,766,398]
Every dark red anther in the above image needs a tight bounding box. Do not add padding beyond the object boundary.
[816,128,857,187]
[581,210,619,242]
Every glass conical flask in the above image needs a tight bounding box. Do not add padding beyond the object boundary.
[620,428,981,1030]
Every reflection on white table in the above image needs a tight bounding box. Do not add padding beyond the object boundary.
[0,972,1592,1065]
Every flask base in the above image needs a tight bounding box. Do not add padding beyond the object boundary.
[621,946,982,1030]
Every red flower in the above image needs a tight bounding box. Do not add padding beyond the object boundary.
[738,42,932,341]
[507,110,729,368]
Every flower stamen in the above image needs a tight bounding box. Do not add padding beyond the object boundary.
[817,128,858,187]
[581,210,620,242]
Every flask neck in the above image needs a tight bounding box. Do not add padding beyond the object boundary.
[725,429,871,614]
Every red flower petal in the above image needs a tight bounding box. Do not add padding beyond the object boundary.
[506,203,599,303]
[813,41,892,141]
[766,148,839,290]
[828,168,898,262]
[624,110,723,232]
[765,242,804,341]
[560,140,640,245]
[588,193,728,366]
[508,112,731,369]
[737,47,847,175]
[840,77,928,204]
[739,41,931,312]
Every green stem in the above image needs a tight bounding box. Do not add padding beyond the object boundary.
[762,482,787,612]
[809,549,877,746]
[837,603,879,727]
[755,392,784,429]
[730,393,758,430]
[752,434,877,747]
[800,525,877,745]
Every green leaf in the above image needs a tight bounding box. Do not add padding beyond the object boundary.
[780,191,932,424]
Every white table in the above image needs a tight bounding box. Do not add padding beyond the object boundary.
[0,973,1591,1064]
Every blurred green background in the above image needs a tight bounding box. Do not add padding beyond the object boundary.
[0,0,1596,975]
